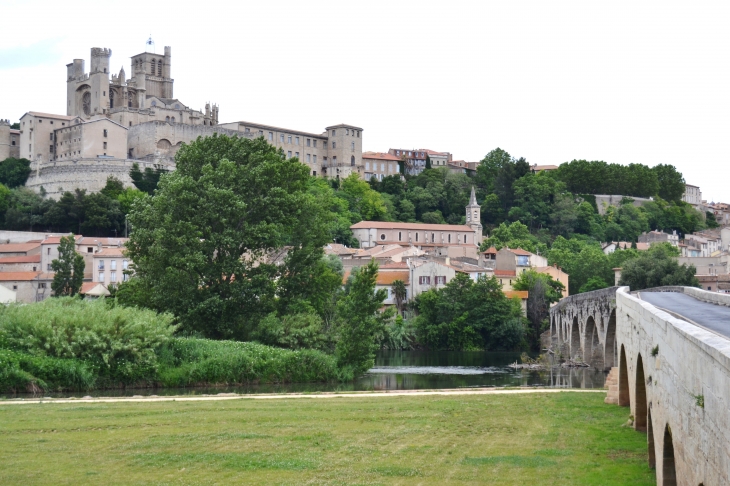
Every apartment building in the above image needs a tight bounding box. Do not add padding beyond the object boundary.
[362,152,400,181]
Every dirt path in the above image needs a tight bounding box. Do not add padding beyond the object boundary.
[0,387,605,406]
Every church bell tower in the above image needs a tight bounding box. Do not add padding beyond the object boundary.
[466,186,483,245]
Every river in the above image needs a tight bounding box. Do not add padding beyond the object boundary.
[2,351,606,399]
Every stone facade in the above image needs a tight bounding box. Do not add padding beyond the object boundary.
[362,152,399,181]
[0,120,20,160]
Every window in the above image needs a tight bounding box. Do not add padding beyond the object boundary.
[158,60,163,76]
[47,248,51,255]
[431,233,435,242]
[123,260,128,269]
[110,260,117,270]
[366,162,370,170]
[110,271,117,282]
[98,260,105,270]
[12,285,17,291]
[280,134,284,143]
[50,133,54,140]
[380,233,386,240]
[517,256,529,266]
[331,130,336,136]
[435,276,446,285]
[103,129,108,137]
[398,232,402,241]
[313,171,316,176]
[346,129,349,135]
[123,273,129,282]
[151,101,156,107]
[351,142,355,151]
[357,131,360,138]
[171,117,175,123]
[103,142,107,149]
[287,151,292,158]
[295,152,299,158]
[313,140,317,148]
[39,283,46,289]
[32,267,36,272]
[288,135,292,144]
[332,156,337,164]
[244,128,251,134]
[448,234,452,243]
[268,132,273,141]
[99,272,104,282]
[175,104,180,110]
[415,233,419,242]
[295,137,299,145]
[419,276,431,285]
[307,138,311,147]
[50,145,54,152]
[258,130,263,137]
[47,264,52,271]
[332,142,336,149]
[306,154,311,163]
[381,163,385,171]
[351,156,355,166]
[313,155,317,164]
[88,247,93,253]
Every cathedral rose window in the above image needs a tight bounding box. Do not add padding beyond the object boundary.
[82,92,91,116]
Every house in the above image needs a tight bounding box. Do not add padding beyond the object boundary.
[0,242,41,258]
[0,255,41,272]
[0,272,44,303]
[376,271,410,307]
[535,265,570,298]
[638,230,679,247]
[362,152,400,181]
[504,290,529,315]
[409,260,455,299]
[40,235,83,274]
[92,247,130,287]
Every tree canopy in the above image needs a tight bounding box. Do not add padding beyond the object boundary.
[618,243,699,290]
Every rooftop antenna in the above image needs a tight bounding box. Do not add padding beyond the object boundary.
[146,35,155,53]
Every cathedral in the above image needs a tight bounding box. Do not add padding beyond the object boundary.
[12,45,365,199]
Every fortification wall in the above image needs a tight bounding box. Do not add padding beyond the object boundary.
[25,158,173,200]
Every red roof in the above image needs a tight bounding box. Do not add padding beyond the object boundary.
[0,272,41,281]
[0,242,41,253]
[42,235,81,244]
[379,262,409,270]
[509,248,533,256]
[494,270,516,277]
[362,152,400,162]
[376,271,410,285]
[504,290,529,299]
[94,248,126,257]
[0,255,40,263]
[351,221,473,232]
[482,246,498,254]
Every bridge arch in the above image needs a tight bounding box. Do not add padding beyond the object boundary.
[635,354,648,432]
[584,316,603,369]
[648,405,656,469]
[604,309,617,370]
[618,344,630,407]
[662,424,677,485]
[570,316,580,359]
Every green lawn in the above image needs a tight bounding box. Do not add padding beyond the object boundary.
[0,392,655,485]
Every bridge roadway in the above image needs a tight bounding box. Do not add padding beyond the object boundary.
[638,291,730,339]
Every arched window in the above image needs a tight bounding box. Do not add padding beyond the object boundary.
[165,116,170,122]
[351,155,355,166]
[109,90,115,109]
[171,117,175,123]
[157,60,162,76]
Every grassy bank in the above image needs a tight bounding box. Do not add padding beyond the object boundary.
[0,392,655,485]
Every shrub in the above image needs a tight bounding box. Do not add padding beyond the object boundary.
[0,298,175,384]
[156,338,339,387]
[253,312,328,350]
[0,349,95,393]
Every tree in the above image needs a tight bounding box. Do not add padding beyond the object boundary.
[548,237,613,295]
[391,279,407,316]
[578,276,610,293]
[652,164,685,203]
[10,123,19,130]
[339,173,387,221]
[512,270,564,350]
[0,158,32,188]
[335,261,391,375]
[425,154,432,170]
[619,243,699,290]
[125,134,335,339]
[130,163,166,195]
[51,235,85,297]
[706,211,719,229]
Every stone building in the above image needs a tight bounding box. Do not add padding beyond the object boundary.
[362,152,399,181]
[0,120,20,160]
[682,184,702,208]
[388,148,427,175]
[638,230,679,247]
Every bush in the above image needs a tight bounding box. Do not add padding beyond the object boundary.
[252,312,329,350]
[0,298,175,384]
[156,338,339,387]
[0,349,95,393]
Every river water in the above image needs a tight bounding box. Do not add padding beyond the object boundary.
[2,351,607,399]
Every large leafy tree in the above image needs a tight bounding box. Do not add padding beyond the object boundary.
[125,134,335,339]
[51,235,85,297]
[619,243,699,290]
[129,163,167,195]
[652,164,685,203]
[0,158,32,188]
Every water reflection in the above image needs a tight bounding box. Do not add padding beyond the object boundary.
[2,350,606,399]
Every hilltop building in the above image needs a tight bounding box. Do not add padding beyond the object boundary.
[0,120,20,160]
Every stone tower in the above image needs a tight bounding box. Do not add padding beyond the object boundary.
[130,46,173,99]
[66,48,111,118]
[466,186,483,245]
[0,120,10,161]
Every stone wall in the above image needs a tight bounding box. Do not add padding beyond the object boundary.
[25,158,172,200]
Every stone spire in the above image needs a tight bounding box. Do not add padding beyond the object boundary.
[466,186,483,245]
[119,66,126,84]
[469,186,477,206]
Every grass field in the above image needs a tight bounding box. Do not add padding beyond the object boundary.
[0,392,655,485]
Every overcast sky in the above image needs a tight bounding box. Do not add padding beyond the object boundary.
[2,1,728,201]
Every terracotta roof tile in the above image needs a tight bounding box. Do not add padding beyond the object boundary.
[0,255,41,263]
[362,152,401,162]
[504,290,529,299]
[509,248,533,256]
[376,271,410,285]
[0,272,41,281]
[494,270,516,277]
[0,243,41,253]
[351,221,474,232]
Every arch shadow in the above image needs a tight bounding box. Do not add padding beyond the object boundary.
[648,406,656,469]
[635,354,648,432]
[662,423,677,485]
[570,316,580,360]
[618,344,630,407]
[584,316,603,369]
[604,309,617,370]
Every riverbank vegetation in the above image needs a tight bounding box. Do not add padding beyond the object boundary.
[0,392,656,485]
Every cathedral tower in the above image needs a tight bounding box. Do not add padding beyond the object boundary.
[466,186,483,245]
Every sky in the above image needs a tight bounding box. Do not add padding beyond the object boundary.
[1,0,729,201]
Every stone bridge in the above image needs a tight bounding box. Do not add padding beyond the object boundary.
[549,286,730,485]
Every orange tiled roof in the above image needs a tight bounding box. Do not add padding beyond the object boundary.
[42,235,82,244]
[482,246,498,254]
[362,152,401,162]
[379,262,409,270]
[0,271,41,281]
[24,111,75,120]
[351,221,473,232]
[509,248,533,256]
[504,290,529,299]
[0,242,41,253]
[0,255,40,263]
[94,248,126,257]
